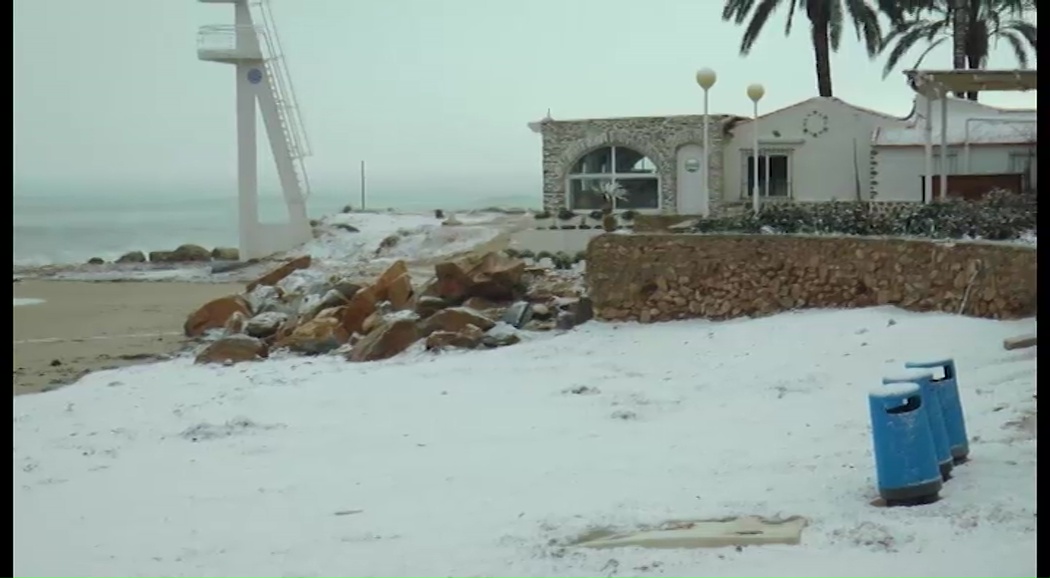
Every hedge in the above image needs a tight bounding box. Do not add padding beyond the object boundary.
[689,192,1036,241]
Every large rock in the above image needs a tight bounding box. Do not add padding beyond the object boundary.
[245,311,289,339]
[339,286,378,335]
[246,255,312,292]
[346,318,420,362]
[184,295,252,337]
[149,251,176,263]
[172,244,212,262]
[425,325,484,351]
[115,251,146,264]
[466,252,526,301]
[419,307,496,336]
[431,252,525,303]
[414,296,448,319]
[307,289,350,319]
[372,260,414,310]
[195,335,268,365]
[500,301,534,329]
[275,316,348,355]
[211,247,240,261]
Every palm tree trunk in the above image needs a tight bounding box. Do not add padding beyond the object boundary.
[951,0,968,98]
[810,16,834,97]
[965,52,981,101]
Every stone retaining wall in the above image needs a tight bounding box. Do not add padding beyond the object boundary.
[587,234,1037,322]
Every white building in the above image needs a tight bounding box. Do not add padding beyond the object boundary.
[530,86,1036,216]
[872,96,1037,202]
[722,97,908,205]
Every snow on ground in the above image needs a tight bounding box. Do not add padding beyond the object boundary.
[301,211,508,266]
[13,298,46,307]
[14,307,1036,577]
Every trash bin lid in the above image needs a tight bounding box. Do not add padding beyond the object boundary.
[882,368,935,384]
[870,382,921,398]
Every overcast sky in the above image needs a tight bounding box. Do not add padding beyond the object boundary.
[13,0,1038,199]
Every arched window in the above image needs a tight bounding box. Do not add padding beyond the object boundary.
[566,146,659,211]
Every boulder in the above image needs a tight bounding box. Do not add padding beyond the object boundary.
[223,310,247,336]
[425,325,484,351]
[115,251,146,264]
[419,307,495,337]
[414,296,448,319]
[307,289,349,319]
[431,252,525,303]
[211,247,240,261]
[245,311,289,339]
[246,255,312,292]
[481,323,522,348]
[531,303,552,320]
[339,286,378,335]
[87,257,105,265]
[149,251,176,263]
[465,252,526,301]
[570,296,594,324]
[346,318,420,362]
[195,335,268,365]
[332,280,363,301]
[171,244,212,262]
[184,295,252,338]
[500,301,534,329]
[373,260,414,310]
[275,316,348,355]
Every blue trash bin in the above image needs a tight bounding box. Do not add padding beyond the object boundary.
[905,358,969,463]
[883,370,953,481]
[868,382,943,505]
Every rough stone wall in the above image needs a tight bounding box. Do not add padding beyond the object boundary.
[587,234,1037,322]
[536,115,734,215]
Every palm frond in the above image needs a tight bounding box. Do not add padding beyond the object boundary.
[738,0,786,54]
[997,28,1032,67]
[880,20,945,77]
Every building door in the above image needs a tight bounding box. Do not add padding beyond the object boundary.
[676,144,707,216]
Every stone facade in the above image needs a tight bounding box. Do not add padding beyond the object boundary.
[587,234,1036,322]
[534,115,734,215]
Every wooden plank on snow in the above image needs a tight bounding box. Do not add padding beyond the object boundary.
[1003,334,1037,351]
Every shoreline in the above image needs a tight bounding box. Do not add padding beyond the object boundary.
[13,280,244,395]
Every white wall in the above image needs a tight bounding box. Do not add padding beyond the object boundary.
[873,144,1037,201]
[723,98,908,203]
[508,229,603,255]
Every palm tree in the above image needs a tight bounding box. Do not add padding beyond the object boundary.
[880,0,1036,100]
[722,0,896,98]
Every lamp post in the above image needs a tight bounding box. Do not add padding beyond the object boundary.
[746,83,766,216]
[695,68,717,217]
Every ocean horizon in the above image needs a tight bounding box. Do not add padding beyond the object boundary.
[13,184,538,267]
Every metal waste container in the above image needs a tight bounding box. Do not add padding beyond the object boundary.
[883,369,953,481]
[905,358,969,463]
[868,382,943,505]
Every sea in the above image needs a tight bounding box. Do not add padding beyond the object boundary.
[13,185,536,268]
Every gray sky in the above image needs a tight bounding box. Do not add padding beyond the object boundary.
[13,0,1038,198]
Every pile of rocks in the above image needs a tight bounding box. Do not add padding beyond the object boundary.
[186,252,593,365]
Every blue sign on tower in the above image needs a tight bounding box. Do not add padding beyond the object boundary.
[247,68,263,85]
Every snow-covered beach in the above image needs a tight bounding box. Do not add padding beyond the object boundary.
[14,306,1036,576]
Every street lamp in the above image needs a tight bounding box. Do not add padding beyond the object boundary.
[695,68,717,217]
[746,83,766,216]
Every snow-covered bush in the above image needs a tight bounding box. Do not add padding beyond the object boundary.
[687,196,1036,241]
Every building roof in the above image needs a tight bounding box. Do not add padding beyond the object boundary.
[873,96,1037,146]
[904,69,1038,96]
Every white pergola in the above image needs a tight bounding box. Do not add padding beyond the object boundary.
[903,69,1038,203]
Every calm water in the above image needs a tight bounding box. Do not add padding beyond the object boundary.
[13,185,536,267]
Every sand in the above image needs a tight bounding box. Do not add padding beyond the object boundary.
[13,280,244,395]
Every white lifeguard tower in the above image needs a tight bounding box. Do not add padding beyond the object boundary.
[197,0,312,260]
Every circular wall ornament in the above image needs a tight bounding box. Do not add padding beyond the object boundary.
[247,68,263,85]
[802,110,830,138]
[684,158,701,173]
